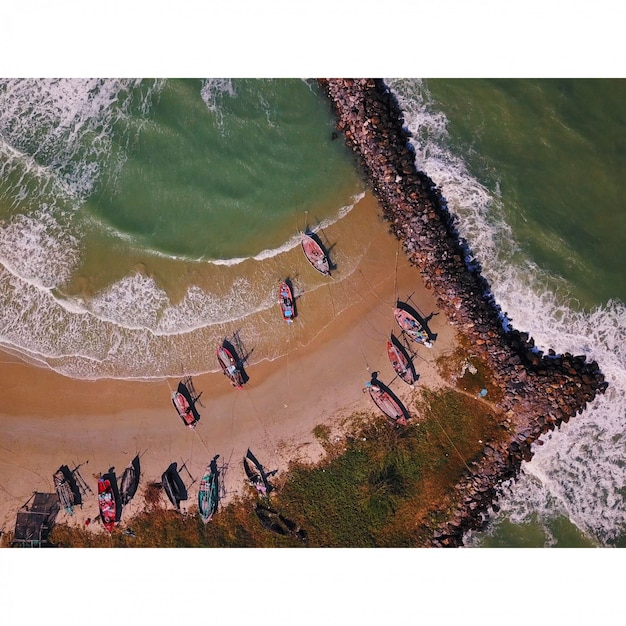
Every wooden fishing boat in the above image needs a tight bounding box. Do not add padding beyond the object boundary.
[161,462,188,510]
[243,448,271,495]
[198,456,219,523]
[393,302,432,348]
[53,467,75,515]
[217,345,244,388]
[172,381,200,427]
[253,503,308,542]
[366,379,409,426]
[97,476,117,532]
[120,455,140,506]
[387,333,417,385]
[278,281,295,323]
[301,233,330,277]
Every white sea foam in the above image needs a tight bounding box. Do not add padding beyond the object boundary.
[388,78,626,545]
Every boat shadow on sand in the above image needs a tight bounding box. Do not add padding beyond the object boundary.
[396,299,438,344]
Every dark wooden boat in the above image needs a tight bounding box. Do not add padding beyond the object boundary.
[198,455,219,523]
[97,476,117,532]
[120,455,140,506]
[387,333,417,385]
[172,381,200,428]
[217,345,244,388]
[278,281,295,323]
[393,301,432,348]
[253,503,308,542]
[243,448,272,495]
[53,466,76,515]
[301,233,330,276]
[161,462,188,510]
[366,379,409,426]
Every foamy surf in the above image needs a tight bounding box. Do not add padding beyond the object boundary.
[388,78,626,545]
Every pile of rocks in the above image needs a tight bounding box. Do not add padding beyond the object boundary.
[318,78,607,546]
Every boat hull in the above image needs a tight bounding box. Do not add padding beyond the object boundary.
[386,336,416,385]
[97,477,116,532]
[367,381,409,426]
[393,307,432,348]
[120,455,140,506]
[217,345,244,388]
[198,466,218,523]
[301,233,330,276]
[279,281,295,322]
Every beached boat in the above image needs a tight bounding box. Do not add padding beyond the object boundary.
[253,503,308,542]
[198,456,219,523]
[278,281,295,323]
[243,448,272,495]
[161,462,188,510]
[97,476,117,532]
[301,233,330,277]
[53,466,75,515]
[172,381,200,428]
[120,455,140,506]
[366,379,409,426]
[217,345,244,388]
[393,302,433,348]
[387,333,417,385]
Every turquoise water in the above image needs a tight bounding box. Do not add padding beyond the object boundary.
[90,79,359,259]
[389,78,626,548]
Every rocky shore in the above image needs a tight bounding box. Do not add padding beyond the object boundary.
[318,78,608,547]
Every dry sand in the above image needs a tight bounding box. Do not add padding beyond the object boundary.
[0,192,457,536]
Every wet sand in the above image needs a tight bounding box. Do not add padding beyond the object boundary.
[0,192,457,535]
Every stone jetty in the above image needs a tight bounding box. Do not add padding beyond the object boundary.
[318,78,608,547]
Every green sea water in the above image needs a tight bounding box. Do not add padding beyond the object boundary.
[89,78,361,260]
[424,78,626,308]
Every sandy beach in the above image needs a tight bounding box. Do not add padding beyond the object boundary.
[0,192,457,538]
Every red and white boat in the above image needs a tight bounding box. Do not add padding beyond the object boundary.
[278,281,295,323]
[366,379,409,426]
[171,381,199,428]
[217,345,244,388]
[97,476,116,533]
[393,304,432,348]
[301,233,330,277]
[387,334,417,385]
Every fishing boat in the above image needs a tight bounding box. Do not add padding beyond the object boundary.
[217,345,244,388]
[393,302,433,348]
[161,462,188,510]
[53,467,75,515]
[365,379,409,426]
[301,233,330,277]
[172,381,200,428]
[198,456,219,523]
[120,455,140,506]
[97,476,117,532]
[387,333,417,385]
[254,503,308,542]
[278,281,295,323]
[243,448,272,495]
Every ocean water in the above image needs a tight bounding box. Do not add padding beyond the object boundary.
[388,78,626,547]
[2,78,625,547]
[0,79,364,378]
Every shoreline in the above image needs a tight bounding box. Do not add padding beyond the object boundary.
[0,191,457,539]
[318,79,607,546]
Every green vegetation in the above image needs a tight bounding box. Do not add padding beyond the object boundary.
[49,382,510,548]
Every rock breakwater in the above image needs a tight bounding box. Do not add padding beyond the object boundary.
[318,78,608,546]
